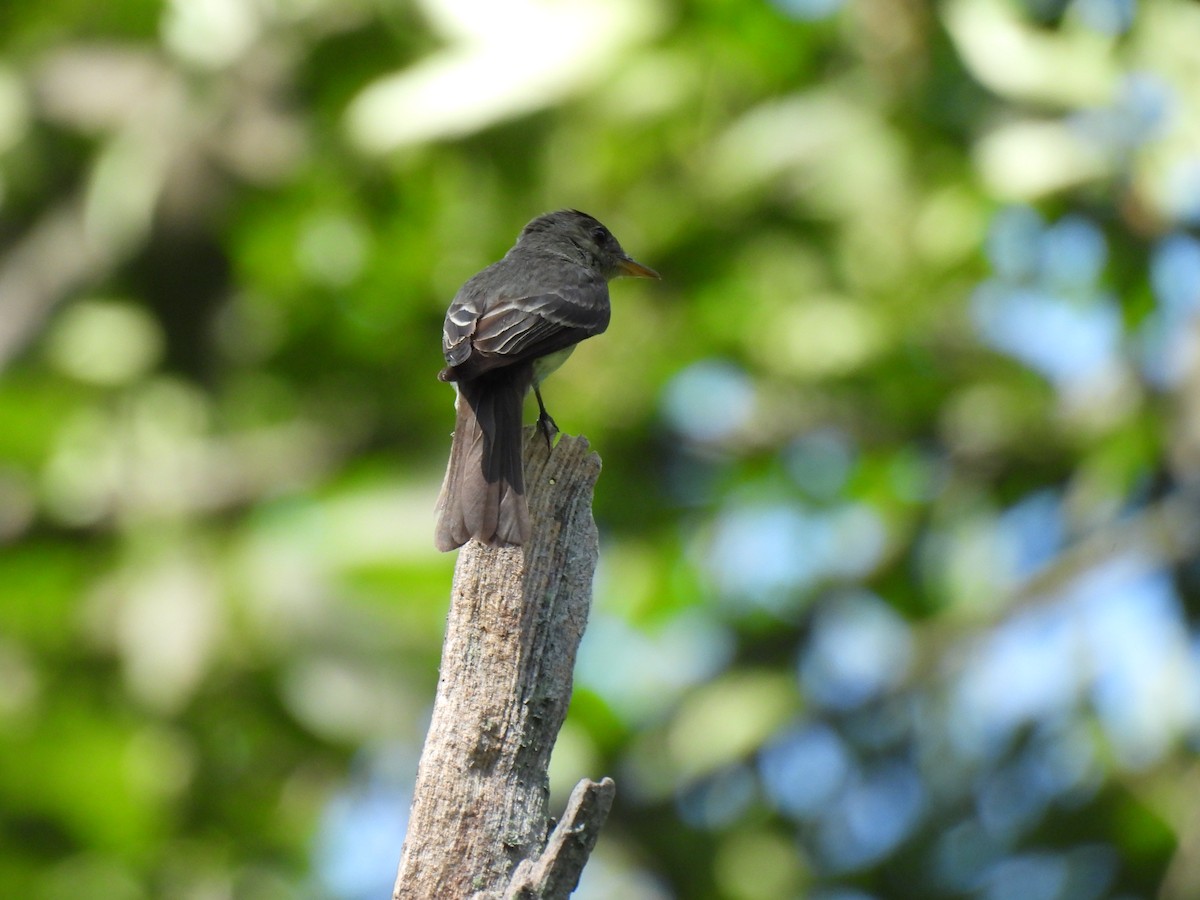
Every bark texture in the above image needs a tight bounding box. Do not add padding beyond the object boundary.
[394,431,611,899]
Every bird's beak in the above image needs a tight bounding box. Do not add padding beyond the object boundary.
[617,256,661,279]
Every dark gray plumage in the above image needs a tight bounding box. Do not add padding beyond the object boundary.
[434,209,658,551]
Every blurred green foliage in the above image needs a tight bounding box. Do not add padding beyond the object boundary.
[3,0,1200,897]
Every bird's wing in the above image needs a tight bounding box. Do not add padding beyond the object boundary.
[442,284,610,380]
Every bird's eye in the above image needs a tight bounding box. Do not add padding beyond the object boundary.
[590,225,608,243]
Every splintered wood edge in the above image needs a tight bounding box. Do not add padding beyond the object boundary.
[497,778,617,900]
[526,430,602,504]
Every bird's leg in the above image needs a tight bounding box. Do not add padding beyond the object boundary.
[534,384,559,449]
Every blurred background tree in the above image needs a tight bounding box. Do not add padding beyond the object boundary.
[3,0,1200,897]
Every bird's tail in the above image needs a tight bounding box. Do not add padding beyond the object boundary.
[434,368,531,551]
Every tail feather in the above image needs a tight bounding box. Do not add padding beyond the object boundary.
[434,367,531,551]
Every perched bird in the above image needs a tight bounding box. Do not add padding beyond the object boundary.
[434,209,658,551]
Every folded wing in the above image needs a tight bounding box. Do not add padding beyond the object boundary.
[441,284,611,381]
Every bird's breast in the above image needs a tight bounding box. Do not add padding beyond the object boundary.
[531,346,576,386]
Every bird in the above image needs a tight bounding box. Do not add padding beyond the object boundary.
[434,209,658,552]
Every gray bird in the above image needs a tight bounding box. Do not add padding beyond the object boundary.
[434,209,658,551]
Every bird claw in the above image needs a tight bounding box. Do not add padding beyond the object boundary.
[536,411,559,450]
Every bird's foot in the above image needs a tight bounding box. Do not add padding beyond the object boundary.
[536,411,559,450]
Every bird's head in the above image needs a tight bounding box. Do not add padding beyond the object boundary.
[519,209,659,281]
